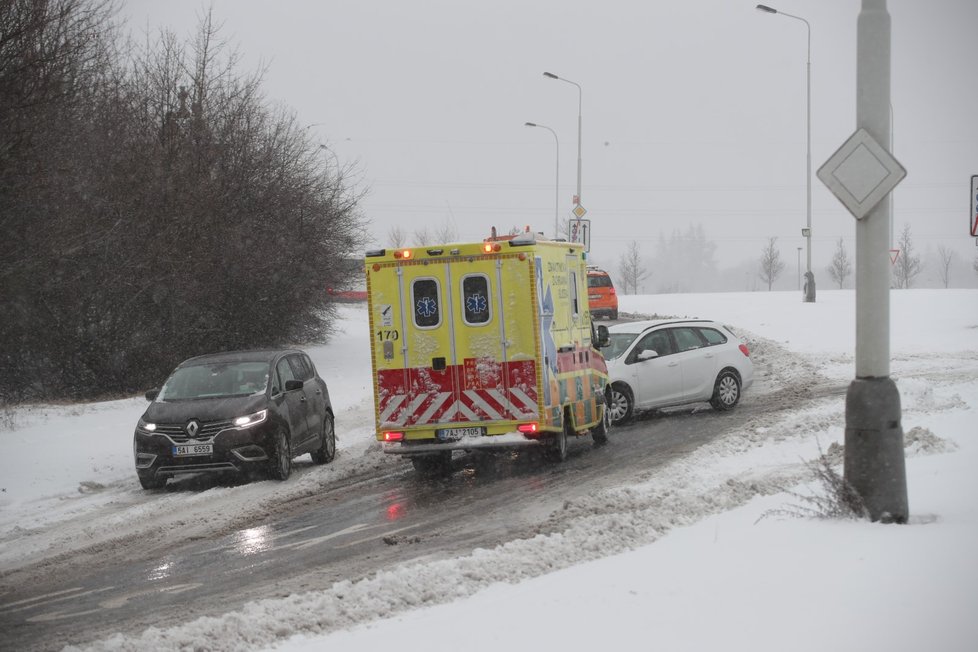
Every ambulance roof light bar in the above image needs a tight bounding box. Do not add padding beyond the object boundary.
[508,231,537,246]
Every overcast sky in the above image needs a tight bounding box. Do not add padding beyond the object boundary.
[119,0,978,275]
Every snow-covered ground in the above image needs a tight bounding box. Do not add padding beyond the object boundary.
[1,290,976,652]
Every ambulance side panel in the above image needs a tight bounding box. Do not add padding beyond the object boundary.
[534,245,607,432]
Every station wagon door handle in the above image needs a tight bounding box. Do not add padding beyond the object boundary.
[299,395,307,402]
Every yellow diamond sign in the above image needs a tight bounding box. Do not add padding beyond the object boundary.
[572,204,587,219]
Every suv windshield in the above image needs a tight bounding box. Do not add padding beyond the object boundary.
[604,333,639,360]
[157,361,270,400]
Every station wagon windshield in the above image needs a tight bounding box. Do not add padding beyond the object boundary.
[604,333,639,360]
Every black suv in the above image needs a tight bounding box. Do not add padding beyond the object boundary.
[133,349,335,489]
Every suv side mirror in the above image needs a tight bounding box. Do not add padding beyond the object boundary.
[285,379,304,392]
[595,324,610,348]
[145,389,159,401]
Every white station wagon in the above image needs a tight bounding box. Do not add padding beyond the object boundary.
[604,319,754,424]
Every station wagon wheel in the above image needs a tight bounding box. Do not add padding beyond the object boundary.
[710,370,741,411]
[269,428,292,481]
[609,383,634,425]
[311,413,336,464]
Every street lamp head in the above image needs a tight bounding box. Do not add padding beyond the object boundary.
[756,4,778,13]
[542,72,559,79]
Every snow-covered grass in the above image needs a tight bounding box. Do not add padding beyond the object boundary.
[2,291,976,652]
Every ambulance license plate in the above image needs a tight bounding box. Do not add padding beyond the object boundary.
[173,443,213,457]
[436,427,484,441]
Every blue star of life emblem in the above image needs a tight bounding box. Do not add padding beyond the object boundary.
[466,294,488,314]
[416,296,437,318]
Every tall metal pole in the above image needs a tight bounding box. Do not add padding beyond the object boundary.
[845,0,907,523]
[756,5,815,302]
[543,72,583,208]
[525,122,559,239]
[804,24,813,301]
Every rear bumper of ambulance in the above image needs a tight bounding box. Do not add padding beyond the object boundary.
[381,430,545,455]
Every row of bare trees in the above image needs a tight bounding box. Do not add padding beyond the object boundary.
[609,223,971,296]
[0,1,367,402]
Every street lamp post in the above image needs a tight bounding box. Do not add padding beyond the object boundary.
[525,122,560,239]
[543,72,583,210]
[757,4,814,302]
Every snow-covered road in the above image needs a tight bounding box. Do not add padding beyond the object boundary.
[1,290,975,652]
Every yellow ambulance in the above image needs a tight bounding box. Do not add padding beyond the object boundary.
[364,228,612,476]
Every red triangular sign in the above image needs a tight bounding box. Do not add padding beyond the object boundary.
[889,249,900,264]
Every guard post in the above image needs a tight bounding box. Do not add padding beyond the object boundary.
[817,0,908,522]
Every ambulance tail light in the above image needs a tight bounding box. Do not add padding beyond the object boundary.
[383,431,404,442]
[517,423,539,435]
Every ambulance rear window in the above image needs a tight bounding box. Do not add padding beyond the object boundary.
[462,275,491,325]
[412,278,441,328]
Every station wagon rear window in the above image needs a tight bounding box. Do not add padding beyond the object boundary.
[412,278,441,328]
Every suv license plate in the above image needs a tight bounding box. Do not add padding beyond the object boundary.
[436,427,484,441]
[173,444,213,457]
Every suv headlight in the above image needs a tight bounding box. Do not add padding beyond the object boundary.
[233,409,268,429]
[137,419,157,433]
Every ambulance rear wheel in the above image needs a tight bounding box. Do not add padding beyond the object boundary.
[548,417,570,463]
[592,402,611,446]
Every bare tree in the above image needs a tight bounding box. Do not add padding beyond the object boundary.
[0,6,370,402]
[387,224,407,248]
[412,227,432,246]
[617,241,650,294]
[827,238,852,289]
[758,237,785,291]
[892,224,923,289]
[936,245,954,288]
[432,218,458,243]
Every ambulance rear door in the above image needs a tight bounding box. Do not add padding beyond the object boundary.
[373,252,539,434]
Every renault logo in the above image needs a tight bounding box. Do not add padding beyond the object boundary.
[186,420,200,437]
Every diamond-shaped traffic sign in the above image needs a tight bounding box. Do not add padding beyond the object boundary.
[572,204,587,219]
[817,128,906,220]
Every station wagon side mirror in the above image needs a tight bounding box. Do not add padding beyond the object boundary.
[637,349,659,361]
[595,324,611,348]
[145,389,159,401]
[285,379,304,392]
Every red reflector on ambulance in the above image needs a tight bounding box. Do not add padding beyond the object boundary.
[517,423,539,434]
[383,431,404,442]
